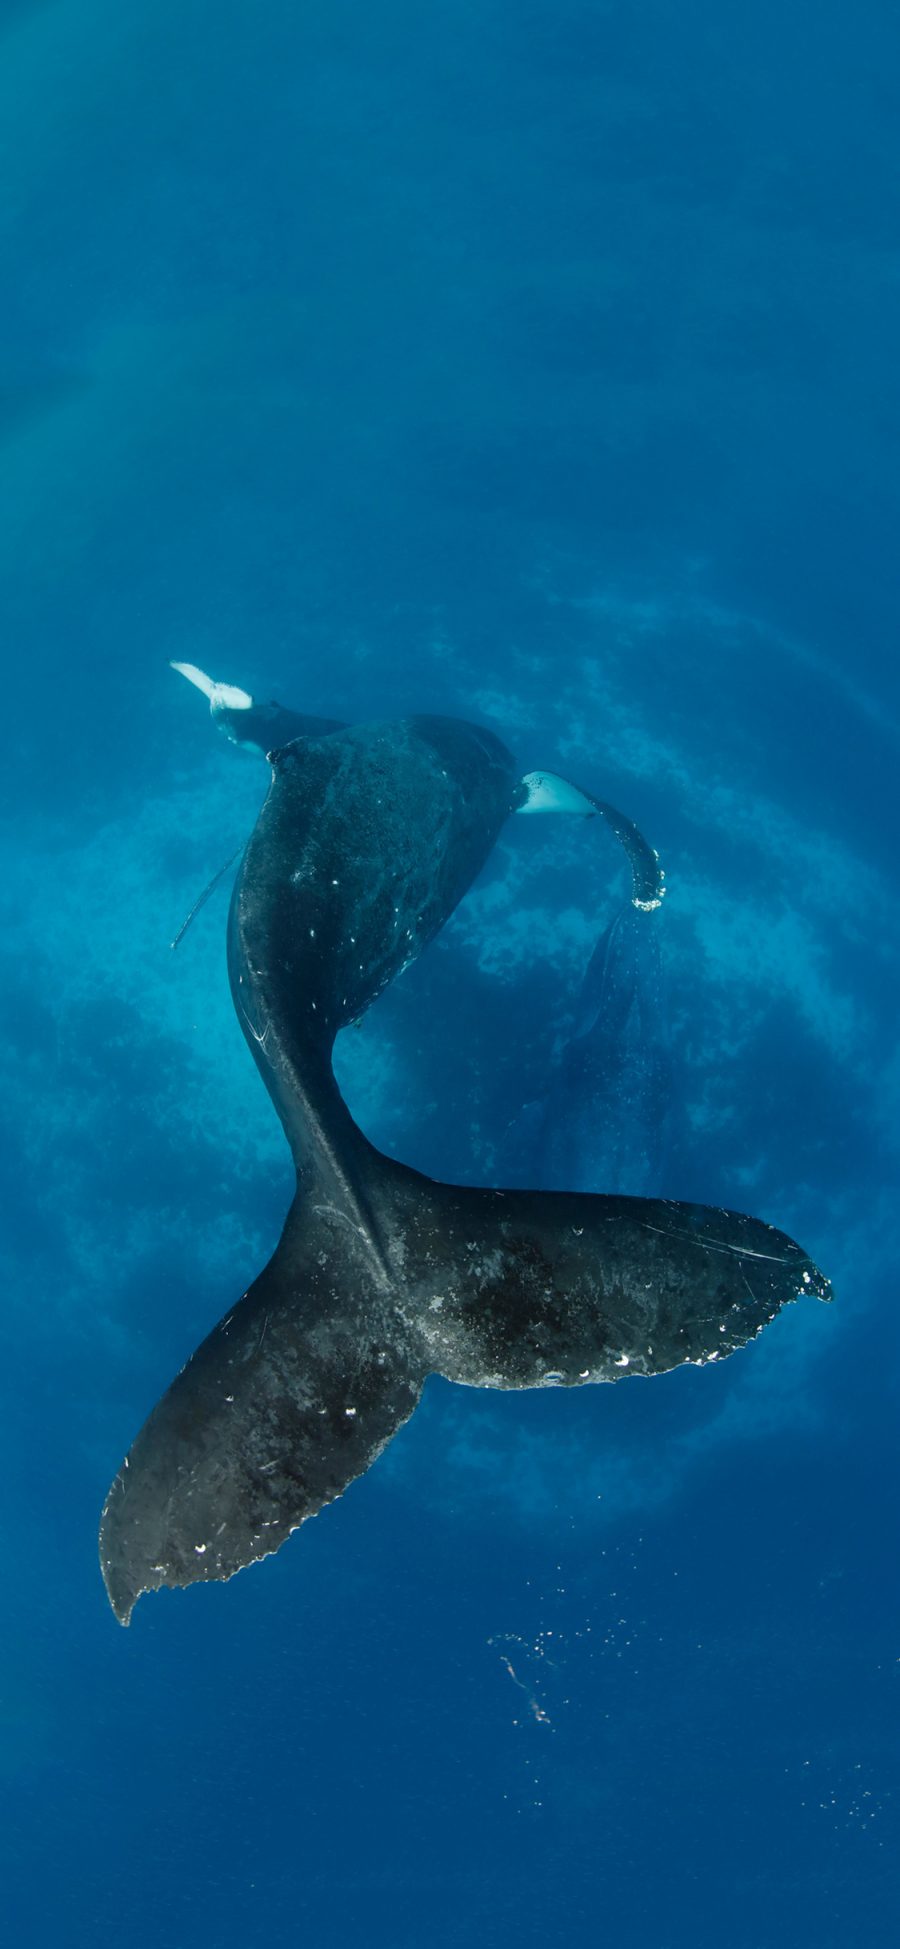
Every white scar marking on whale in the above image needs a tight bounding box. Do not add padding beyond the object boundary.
[640,1221,796,1265]
[236,994,272,1055]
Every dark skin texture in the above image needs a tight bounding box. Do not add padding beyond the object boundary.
[100,715,830,1625]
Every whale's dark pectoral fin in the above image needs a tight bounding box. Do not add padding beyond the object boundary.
[517,770,665,909]
[99,1218,423,1626]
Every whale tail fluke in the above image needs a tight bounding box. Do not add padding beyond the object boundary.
[99,1193,425,1626]
[387,1164,830,1388]
[99,1142,830,1625]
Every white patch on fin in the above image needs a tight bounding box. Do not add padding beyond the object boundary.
[170,661,254,713]
[517,770,595,815]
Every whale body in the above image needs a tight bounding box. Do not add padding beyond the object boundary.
[99,710,831,1623]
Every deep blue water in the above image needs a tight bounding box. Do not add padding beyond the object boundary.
[2,2,898,1943]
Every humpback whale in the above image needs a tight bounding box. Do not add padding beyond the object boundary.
[100,693,831,1624]
[169,660,667,909]
[499,901,672,1197]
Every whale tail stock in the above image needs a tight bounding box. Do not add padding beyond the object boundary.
[99,1133,831,1625]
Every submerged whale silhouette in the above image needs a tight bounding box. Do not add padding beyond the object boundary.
[499,900,672,1197]
[100,703,831,1623]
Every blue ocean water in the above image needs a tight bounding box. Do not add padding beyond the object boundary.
[2,1,898,1941]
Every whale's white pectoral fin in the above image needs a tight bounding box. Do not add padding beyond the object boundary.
[517,770,597,815]
[170,661,254,714]
[517,770,666,910]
